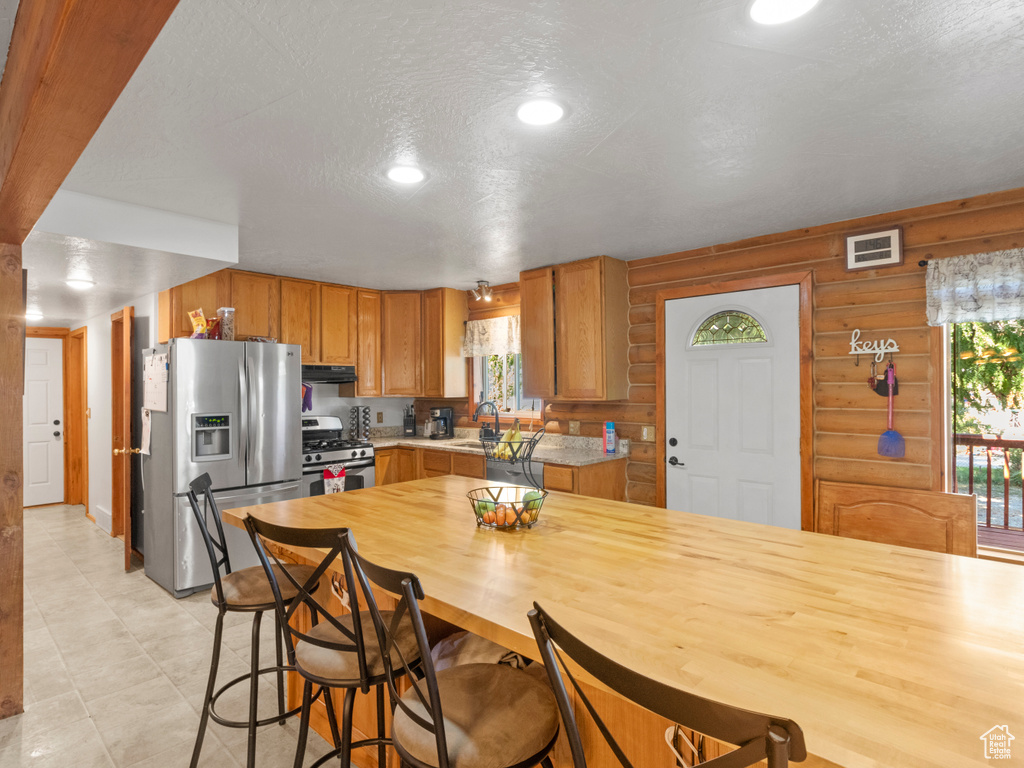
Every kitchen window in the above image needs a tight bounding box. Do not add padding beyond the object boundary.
[475,353,541,418]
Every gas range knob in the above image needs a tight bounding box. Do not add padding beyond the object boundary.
[315,454,322,462]
[359,450,366,457]
[304,455,312,463]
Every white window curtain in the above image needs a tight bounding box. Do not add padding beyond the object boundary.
[926,249,1024,326]
[462,315,521,357]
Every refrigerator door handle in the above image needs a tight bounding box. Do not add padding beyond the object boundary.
[246,352,257,473]
[238,355,249,473]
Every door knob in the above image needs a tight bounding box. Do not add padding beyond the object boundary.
[53,419,61,425]
[113,448,124,455]
[53,431,61,438]
[668,456,685,468]
[129,448,142,455]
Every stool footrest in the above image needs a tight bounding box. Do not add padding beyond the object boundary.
[309,737,392,768]
[209,665,322,729]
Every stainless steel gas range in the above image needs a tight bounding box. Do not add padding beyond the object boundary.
[300,415,375,496]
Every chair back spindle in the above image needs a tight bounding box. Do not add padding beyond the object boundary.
[184,473,234,607]
[529,603,806,768]
[244,517,370,687]
[340,530,450,767]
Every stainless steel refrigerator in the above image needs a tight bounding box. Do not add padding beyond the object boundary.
[142,338,301,597]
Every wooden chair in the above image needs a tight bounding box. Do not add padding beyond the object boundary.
[814,480,977,557]
[528,603,806,768]
[245,516,413,768]
[185,473,315,768]
[342,530,559,768]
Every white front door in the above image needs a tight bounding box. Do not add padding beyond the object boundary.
[665,285,800,528]
[23,337,64,507]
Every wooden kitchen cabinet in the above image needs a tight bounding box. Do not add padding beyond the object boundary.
[519,266,555,400]
[544,458,627,501]
[356,289,382,397]
[228,270,280,340]
[320,284,358,366]
[167,270,232,339]
[279,278,321,363]
[555,256,629,400]
[421,288,468,398]
[376,447,417,485]
[419,448,451,478]
[382,291,422,396]
[520,256,629,401]
[451,451,485,479]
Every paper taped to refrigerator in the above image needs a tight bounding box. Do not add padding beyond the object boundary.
[144,353,168,411]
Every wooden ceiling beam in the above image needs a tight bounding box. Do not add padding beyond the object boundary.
[0,0,179,720]
[0,0,181,244]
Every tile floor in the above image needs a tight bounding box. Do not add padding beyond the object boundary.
[0,504,331,767]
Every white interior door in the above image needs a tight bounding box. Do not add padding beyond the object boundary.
[23,337,64,506]
[665,285,800,528]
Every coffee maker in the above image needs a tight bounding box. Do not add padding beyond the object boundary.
[428,407,455,440]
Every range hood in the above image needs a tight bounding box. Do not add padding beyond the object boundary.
[301,364,358,383]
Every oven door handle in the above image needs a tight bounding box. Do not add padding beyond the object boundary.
[303,460,375,474]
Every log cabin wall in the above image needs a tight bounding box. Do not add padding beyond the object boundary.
[416,186,1024,509]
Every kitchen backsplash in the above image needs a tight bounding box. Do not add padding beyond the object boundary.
[307,382,412,430]
[451,427,623,455]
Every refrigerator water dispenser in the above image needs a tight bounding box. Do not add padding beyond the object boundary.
[192,414,232,460]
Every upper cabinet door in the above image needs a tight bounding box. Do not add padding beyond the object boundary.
[356,289,382,397]
[229,271,280,340]
[555,258,605,399]
[280,279,321,363]
[520,266,555,400]
[421,289,443,398]
[321,284,358,366]
[382,291,422,396]
[171,271,231,338]
[421,288,468,399]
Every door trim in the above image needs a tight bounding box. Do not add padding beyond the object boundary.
[67,327,88,510]
[24,327,69,505]
[655,272,813,529]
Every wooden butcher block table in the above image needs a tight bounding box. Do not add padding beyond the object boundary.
[222,475,1024,768]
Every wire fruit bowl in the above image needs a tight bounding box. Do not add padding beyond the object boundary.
[480,428,545,464]
[467,486,548,530]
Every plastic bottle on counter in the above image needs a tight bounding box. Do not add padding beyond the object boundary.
[604,422,617,454]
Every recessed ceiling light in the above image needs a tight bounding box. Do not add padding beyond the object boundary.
[25,310,43,321]
[65,278,96,290]
[516,99,564,126]
[387,166,426,184]
[749,0,820,24]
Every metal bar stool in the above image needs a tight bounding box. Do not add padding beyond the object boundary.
[528,602,807,767]
[245,517,416,768]
[342,529,559,768]
[186,473,319,768]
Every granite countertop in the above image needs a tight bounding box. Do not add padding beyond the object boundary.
[368,435,628,467]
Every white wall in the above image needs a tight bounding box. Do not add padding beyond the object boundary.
[85,291,159,532]
[308,383,411,431]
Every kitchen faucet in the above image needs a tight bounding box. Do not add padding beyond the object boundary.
[473,400,500,439]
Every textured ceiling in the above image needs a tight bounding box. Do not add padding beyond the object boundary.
[47,0,1024,292]
[22,231,234,328]
[0,0,18,82]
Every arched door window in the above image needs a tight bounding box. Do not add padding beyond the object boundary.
[691,310,768,346]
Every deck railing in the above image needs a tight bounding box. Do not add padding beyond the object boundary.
[953,434,1024,542]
